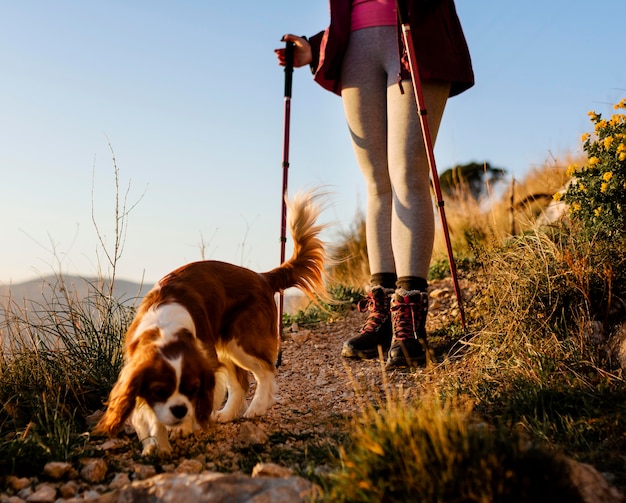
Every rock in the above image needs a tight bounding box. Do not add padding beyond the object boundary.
[237,422,269,447]
[84,489,104,500]
[98,438,129,452]
[80,458,108,483]
[566,459,625,503]
[174,459,203,474]
[252,463,293,478]
[613,321,626,370]
[6,476,31,491]
[108,473,131,490]
[85,409,104,428]
[58,480,80,499]
[25,484,56,502]
[131,463,157,480]
[42,461,73,480]
[95,472,318,503]
[290,331,311,344]
[429,288,449,299]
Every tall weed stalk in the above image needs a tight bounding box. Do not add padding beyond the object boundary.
[0,148,141,470]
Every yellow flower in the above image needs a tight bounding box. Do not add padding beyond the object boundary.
[566,164,578,177]
[604,136,614,149]
[618,143,626,153]
[553,192,563,201]
[578,183,586,191]
[601,182,609,193]
[595,120,608,131]
[588,110,599,120]
[610,114,626,126]
[620,152,626,162]
[571,201,581,212]
[614,98,626,110]
[581,132,591,142]
[603,171,613,181]
[588,156,600,167]
[594,207,603,217]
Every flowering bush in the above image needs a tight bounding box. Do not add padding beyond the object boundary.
[556,98,626,240]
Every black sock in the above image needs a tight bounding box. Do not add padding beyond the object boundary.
[396,276,428,292]
[369,273,397,290]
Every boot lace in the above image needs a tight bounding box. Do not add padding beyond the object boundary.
[391,295,425,340]
[357,292,390,334]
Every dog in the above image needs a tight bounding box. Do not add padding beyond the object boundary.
[93,190,326,455]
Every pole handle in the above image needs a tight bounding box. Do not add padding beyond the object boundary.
[284,41,295,99]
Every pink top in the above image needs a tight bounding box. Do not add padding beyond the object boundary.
[350,0,397,31]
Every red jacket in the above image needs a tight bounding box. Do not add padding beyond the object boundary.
[308,0,474,97]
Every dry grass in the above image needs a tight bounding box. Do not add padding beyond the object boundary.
[432,157,575,265]
[324,153,626,498]
[325,390,586,503]
[2,151,626,498]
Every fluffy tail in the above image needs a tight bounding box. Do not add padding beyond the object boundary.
[264,189,326,299]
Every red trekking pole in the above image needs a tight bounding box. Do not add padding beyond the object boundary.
[278,40,295,339]
[395,0,467,331]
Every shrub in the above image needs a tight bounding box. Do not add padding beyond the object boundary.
[560,98,626,241]
[325,393,585,503]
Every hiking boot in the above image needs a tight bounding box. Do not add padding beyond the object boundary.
[341,286,393,359]
[386,289,431,368]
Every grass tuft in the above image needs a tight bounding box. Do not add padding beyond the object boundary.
[325,392,585,503]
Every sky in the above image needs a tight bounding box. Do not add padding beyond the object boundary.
[1,1,624,286]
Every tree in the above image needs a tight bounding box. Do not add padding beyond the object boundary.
[439,162,507,200]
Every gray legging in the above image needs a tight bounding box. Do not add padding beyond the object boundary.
[341,26,450,281]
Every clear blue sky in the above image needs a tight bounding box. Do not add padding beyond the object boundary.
[1,1,624,285]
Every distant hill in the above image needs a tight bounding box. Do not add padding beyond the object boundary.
[0,275,152,312]
[0,275,154,352]
[0,275,306,315]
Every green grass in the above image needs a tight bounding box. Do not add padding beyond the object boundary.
[0,276,135,473]
[282,283,364,329]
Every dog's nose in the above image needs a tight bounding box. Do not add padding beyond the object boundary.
[170,404,187,420]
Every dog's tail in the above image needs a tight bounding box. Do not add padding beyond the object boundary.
[264,189,326,300]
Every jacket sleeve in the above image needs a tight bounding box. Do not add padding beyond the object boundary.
[308,31,325,75]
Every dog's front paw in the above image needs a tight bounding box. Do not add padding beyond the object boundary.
[243,395,275,419]
[141,436,171,457]
[242,403,270,419]
[170,421,194,439]
[213,409,238,423]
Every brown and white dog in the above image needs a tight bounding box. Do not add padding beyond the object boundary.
[93,190,326,455]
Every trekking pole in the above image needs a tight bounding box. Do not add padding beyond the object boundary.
[395,0,467,332]
[278,40,295,341]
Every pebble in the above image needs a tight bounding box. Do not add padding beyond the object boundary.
[42,462,73,480]
[174,460,203,474]
[79,458,108,483]
[25,484,56,503]
[58,480,79,499]
[6,477,31,492]
[132,464,157,481]
[108,473,131,490]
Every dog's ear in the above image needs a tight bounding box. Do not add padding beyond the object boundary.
[194,365,217,430]
[93,361,144,437]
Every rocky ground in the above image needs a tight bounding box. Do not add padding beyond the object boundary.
[1,279,622,502]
